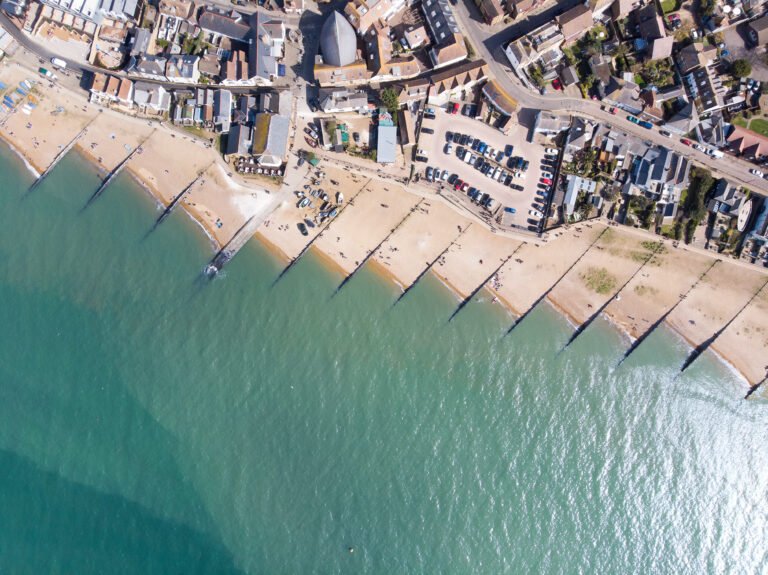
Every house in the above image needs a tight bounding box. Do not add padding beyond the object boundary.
[533,110,570,136]
[563,117,596,162]
[649,36,674,61]
[509,0,537,18]
[589,53,613,86]
[708,179,751,231]
[98,0,140,21]
[560,65,579,87]
[503,21,563,88]
[629,145,690,211]
[225,123,253,157]
[428,59,489,104]
[319,88,369,113]
[727,124,768,160]
[404,26,429,49]
[344,0,405,34]
[564,175,597,216]
[377,108,397,164]
[421,0,467,68]
[605,79,643,115]
[696,111,726,148]
[399,109,416,146]
[132,82,171,114]
[637,3,665,41]
[130,55,168,81]
[366,28,424,81]
[556,4,593,45]
[116,77,134,107]
[158,0,194,19]
[129,27,151,57]
[40,0,139,22]
[481,80,518,133]
[213,89,233,133]
[251,113,289,167]
[749,14,768,46]
[165,54,200,83]
[684,65,725,114]
[665,100,698,134]
[677,42,715,74]
[475,0,504,25]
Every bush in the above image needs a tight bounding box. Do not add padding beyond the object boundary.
[581,267,617,294]
[731,59,752,78]
[684,218,697,244]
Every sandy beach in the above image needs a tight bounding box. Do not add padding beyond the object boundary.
[1,59,766,387]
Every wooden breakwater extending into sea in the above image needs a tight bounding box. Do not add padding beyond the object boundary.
[27,117,97,193]
[84,131,155,209]
[151,165,212,231]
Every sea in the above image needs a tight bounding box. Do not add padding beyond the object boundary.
[0,143,766,574]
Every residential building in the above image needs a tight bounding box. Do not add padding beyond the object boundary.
[116,77,134,107]
[213,89,233,133]
[319,88,370,113]
[503,21,563,88]
[165,54,200,83]
[556,4,593,45]
[649,36,674,61]
[637,3,665,41]
[344,0,405,34]
[198,8,285,85]
[564,175,597,216]
[533,110,570,136]
[429,59,489,104]
[676,42,717,74]
[158,0,194,20]
[611,0,637,20]
[509,0,538,18]
[133,82,171,114]
[560,65,579,86]
[684,65,725,114]
[421,0,467,68]
[251,113,289,167]
[749,14,768,46]
[404,25,429,49]
[628,145,690,215]
[130,55,168,81]
[727,124,768,160]
[366,28,424,81]
[708,179,751,233]
[399,110,416,146]
[475,0,504,25]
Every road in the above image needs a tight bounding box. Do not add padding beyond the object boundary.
[449,0,768,195]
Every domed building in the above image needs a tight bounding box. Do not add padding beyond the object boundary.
[314,11,371,86]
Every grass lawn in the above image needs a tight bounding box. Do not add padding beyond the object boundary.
[748,118,768,137]
[660,0,678,13]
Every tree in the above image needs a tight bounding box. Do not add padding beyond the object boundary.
[581,74,596,90]
[731,59,752,79]
[380,87,400,114]
[684,218,697,244]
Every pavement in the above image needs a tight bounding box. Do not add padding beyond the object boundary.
[448,0,768,196]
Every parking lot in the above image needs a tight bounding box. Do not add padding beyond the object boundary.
[417,108,552,226]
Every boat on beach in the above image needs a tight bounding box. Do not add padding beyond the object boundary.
[336,192,344,204]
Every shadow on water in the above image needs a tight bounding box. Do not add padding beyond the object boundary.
[0,449,245,575]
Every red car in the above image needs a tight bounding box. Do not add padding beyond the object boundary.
[541,178,552,185]
[552,78,562,91]
[451,102,460,114]
[461,182,470,192]
[454,178,464,190]
[681,138,692,146]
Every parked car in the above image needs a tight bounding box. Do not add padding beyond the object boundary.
[426,166,434,181]
[453,132,462,143]
[495,150,505,162]
[749,168,765,177]
[448,174,458,184]
[528,209,543,218]
[504,144,514,157]
[544,147,558,155]
[422,127,435,134]
[444,143,453,154]
[681,138,693,146]
[450,102,460,114]
[541,171,554,179]
[454,178,464,190]
[659,130,672,138]
[441,170,450,181]
[504,207,517,214]
[298,222,308,236]
[541,178,552,185]
[511,183,524,191]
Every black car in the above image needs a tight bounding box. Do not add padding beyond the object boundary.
[298,222,308,236]
[422,127,435,134]
[453,132,462,143]
[511,184,524,191]
[460,134,470,145]
[448,173,458,184]
[415,155,428,163]
[446,131,453,142]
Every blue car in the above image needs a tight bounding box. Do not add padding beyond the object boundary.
[504,144,514,157]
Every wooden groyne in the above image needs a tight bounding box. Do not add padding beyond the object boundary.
[448,244,524,322]
[680,277,768,373]
[149,165,211,233]
[333,199,425,296]
[272,178,372,286]
[745,374,768,400]
[83,131,154,209]
[27,118,96,193]
[505,227,608,337]
[617,260,719,368]
[394,224,472,306]
[561,241,663,352]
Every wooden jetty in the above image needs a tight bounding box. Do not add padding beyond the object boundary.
[27,118,96,193]
[504,227,608,337]
[271,178,372,287]
[393,224,472,306]
[680,277,768,373]
[448,244,524,322]
[616,260,719,368]
[204,214,258,276]
[83,131,154,209]
[561,241,663,352]
[333,199,425,296]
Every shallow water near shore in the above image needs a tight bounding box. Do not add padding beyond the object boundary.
[1,143,767,574]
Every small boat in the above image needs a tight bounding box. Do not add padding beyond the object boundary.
[336,192,344,204]
[299,197,310,208]
[329,208,338,217]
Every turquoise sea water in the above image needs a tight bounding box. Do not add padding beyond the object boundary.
[0,143,766,574]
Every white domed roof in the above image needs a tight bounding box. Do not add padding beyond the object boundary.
[320,11,357,67]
